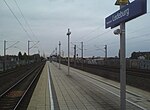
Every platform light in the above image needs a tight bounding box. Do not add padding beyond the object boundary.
[114,29,121,35]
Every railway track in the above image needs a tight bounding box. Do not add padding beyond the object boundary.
[0,63,43,94]
[0,62,45,110]
[82,64,150,77]
[67,62,150,79]
[0,63,39,78]
[61,62,150,91]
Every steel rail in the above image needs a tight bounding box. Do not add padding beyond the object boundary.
[13,63,44,110]
[0,62,45,109]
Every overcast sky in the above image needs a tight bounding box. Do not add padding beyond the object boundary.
[0,0,150,58]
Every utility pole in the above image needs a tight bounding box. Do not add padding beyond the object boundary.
[55,47,57,56]
[38,50,40,55]
[59,41,61,69]
[67,28,71,75]
[62,50,64,57]
[104,45,107,59]
[3,40,19,71]
[28,40,30,56]
[81,42,83,69]
[28,40,30,64]
[28,40,39,56]
[55,47,57,64]
[74,45,76,67]
[27,40,39,64]
[3,40,6,71]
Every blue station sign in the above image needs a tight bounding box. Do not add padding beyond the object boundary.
[105,0,147,29]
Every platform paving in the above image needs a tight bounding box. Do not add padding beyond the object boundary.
[27,62,50,110]
[27,61,150,110]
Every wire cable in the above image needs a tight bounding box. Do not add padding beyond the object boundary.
[76,26,103,41]
[7,0,44,55]
[85,29,111,43]
[84,10,150,45]
[13,0,38,41]
[3,0,32,40]
[107,32,150,46]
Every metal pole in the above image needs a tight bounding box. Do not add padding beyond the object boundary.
[105,45,107,59]
[67,28,71,75]
[28,40,30,64]
[62,50,64,57]
[55,47,57,65]
[28,40,30,56]
[38,50,40,55]
[81,42,84,69]
[120,5,126,110]
[4,40,6,71]
[68,34,70,75]
[74,45,76,67]
[59,41,61,69]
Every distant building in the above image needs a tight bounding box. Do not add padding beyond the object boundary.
[131,52,150,60]
[0,55,18,62]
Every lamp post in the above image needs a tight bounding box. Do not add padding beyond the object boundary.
[59,41,61,69]
[4,40,6,71]
[74,45,76,67]
[66,28,71,75]
[104,45,107,60]
[81,42,83,69]
[55,47,57,65]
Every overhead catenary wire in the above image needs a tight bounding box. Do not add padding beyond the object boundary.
[127,26,150,35]
[3,0,33,41]
[3,0,42,56]
[8,0,44,55]
[71,42,80,49]
[76,26,104,41]
[6,41,19,50]
[13,0,39,41]
[13,46,24,52]
[13,0,43,52]
[85,29,111,43]
[95,23,150,47]
[84,10,150,45]
[74,11,150,49]
[107,32,150,46]
[77,25,149,57]
[83,27,150,55]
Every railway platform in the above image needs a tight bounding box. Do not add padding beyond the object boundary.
[27,61,150,110]
[27,62,50,110]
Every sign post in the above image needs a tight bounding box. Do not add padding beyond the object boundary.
[120,4,126,110]
[105,0,147,110]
